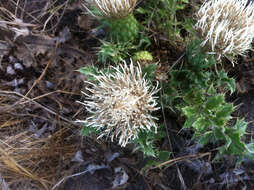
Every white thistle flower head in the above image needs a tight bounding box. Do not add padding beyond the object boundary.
[79,61,160,147]
[195,0,254,59]
[91,0,137,18]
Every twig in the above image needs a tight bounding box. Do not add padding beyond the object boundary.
[8,0,40,23]
[160,76,187,190]
[168,51,185,73]
[19,90,78,105]
[42,0,70,32]
[0,90,79,126]
[52,165,108,190]
[24,43,58,98]
[152,152,211,170]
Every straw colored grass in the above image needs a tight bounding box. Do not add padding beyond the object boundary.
[0,95,79,190]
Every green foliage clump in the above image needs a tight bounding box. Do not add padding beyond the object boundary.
[137,0,193,41]
[97,13,151,64]
[97,41,136,64]
[135,128,167,157]
[164,40,251,158]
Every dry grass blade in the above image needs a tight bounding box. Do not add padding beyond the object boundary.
[0,90,78,126]
[0,94,80,189]
[0,146,49,189]
[152,152,211,170]
[23,42,58,98]
[0,1,86,189]
[0,119,24,129]
[0,7,35,39]
[0,126,79,189]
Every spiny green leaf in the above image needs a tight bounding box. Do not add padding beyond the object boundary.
[199,131,214,145]
[158,151,171,161]
[227,132,246,155]
[142,144,156,157]
[231,119,247,136]
[182,106,198,118]
[193,117,211,133]
[245,143,254,155]
[216,103,234,119]
[136,7,146,14]
[216,70,236,94]
[137,130,158,157]
[223,78,236,94]
[142,64,157,80]
[79,66,99,81]
[81,126,97,136]
[183,115,196,128]
[207,84,216,95]
[214,127,226,141]
[183,89,204,105]
[205,94,224,110]
[213,117,227,127]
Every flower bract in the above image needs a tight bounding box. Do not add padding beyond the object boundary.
[91,0,137,18]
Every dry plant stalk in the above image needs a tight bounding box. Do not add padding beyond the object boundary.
[195,0,254,59]
[78,61,160,147]
[0,7,33,39]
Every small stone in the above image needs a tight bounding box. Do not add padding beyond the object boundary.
[6,65,15,75]
[14,63,24,71]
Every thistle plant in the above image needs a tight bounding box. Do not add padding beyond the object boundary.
[78,61,160,147]
[195,0,254,60]
[87,0,140,43]
[164,40,253,158]
[77,0,254,161]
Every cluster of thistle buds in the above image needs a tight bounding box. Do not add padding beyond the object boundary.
[195,0,254,60]
[78,61,160,147]
[87,0,139,43]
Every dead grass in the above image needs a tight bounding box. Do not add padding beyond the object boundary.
[0,1,84,188]
[0,0,71,34]
[0,94,79,190]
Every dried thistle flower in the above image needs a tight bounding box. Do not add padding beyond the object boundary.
[84,0,140,43]
[91,0,137,18]
[195,0,254,59]
[78,61,160,147]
